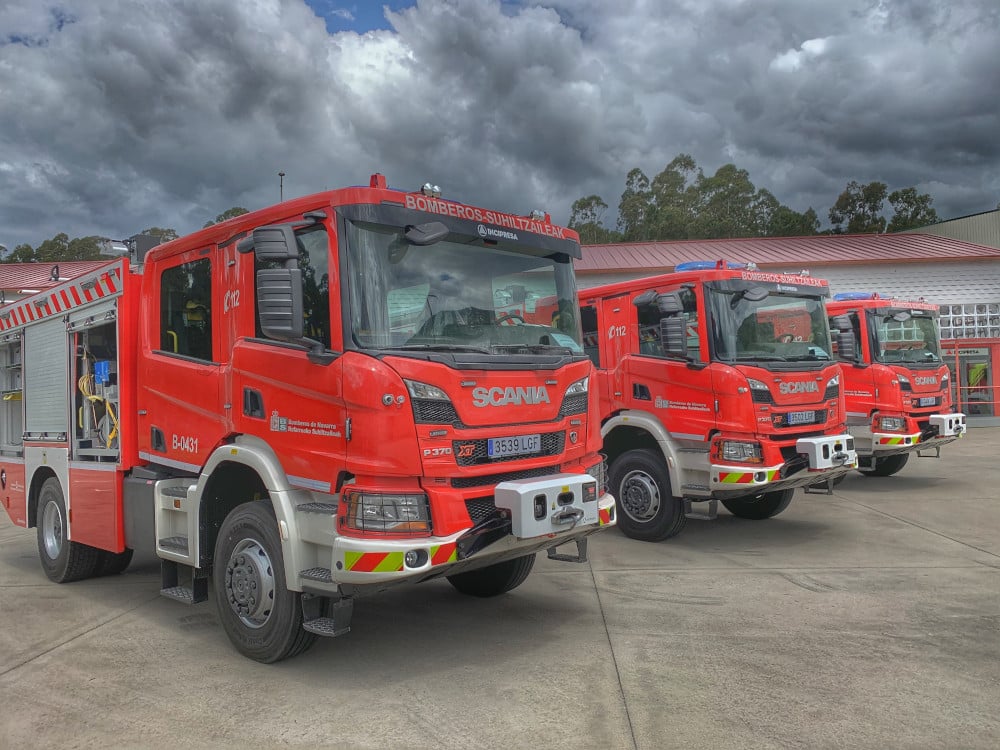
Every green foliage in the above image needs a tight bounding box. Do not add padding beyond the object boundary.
[568,195,622,244]
[140,227,180,243]
[887,188,938,232]
[828,181,888,234]
[204,207,250,228]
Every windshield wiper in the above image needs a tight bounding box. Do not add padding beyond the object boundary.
[492,343,576,355]
[728,354,789,362]
[393,343,494,354]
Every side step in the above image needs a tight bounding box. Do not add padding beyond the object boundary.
[160,559,208,604]
[301,594,352,638]
[684,498,718,520]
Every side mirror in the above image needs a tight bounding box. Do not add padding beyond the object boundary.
[238,224,299,261]
[836,330,856,361]
[660,317,687,358]
[257,268,304,341]
[831,314,853,332]
[656,292,684,316]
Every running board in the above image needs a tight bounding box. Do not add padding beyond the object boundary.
[684,498,717,520]
[301,594,352,638]
[160,559,208,604]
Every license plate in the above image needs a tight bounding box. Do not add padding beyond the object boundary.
[787,410,815,425]
[918,396,937,406]
[488,434,541,458]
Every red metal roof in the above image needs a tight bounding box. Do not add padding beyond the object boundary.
[0,261,109,293]
[576,233,1000,273]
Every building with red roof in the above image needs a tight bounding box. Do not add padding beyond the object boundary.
[0,261,109,305]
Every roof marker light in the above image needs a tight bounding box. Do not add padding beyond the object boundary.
[528,209,546,221]
[421,183,441,198]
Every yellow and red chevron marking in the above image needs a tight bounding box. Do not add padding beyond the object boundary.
[878,436,917,446]
[344,551,405,573]
[599,507,613,526]
[719,469,779,484]
[0,264,123,332]
[430,542,457,565]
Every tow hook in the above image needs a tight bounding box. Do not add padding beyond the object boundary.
[547,537,588,564]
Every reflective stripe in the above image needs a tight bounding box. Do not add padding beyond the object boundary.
[599,507,612,526]
[345,551,404,573]
[431,543,457,565]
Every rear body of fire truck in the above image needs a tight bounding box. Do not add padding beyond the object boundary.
[580,261,857,542]
[0,176,615,662]
[827,293,966,477]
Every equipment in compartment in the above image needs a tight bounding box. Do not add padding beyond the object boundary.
[75,323,120,455]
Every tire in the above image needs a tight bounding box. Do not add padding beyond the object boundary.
[95,548,134,576]
[609,449,686,542]
[447,554,536,597]
[36,477,100,583]
[720,489,794,520]
[859,453,909,477]
[214,502,317,663]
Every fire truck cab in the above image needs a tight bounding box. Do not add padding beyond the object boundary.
[580,261,858,541]
[826,292,966,476]
[0,175,615,662]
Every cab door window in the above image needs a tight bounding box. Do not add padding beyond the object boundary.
[634,287,700,360]
[160,257,214,361]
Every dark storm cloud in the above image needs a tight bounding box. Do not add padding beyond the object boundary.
[0,0,997,250]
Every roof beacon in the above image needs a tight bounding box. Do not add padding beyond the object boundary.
[528,209,547,221]
[420,183,441,198]
[833,291,881,301]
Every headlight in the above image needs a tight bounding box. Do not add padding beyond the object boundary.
[565,376,589,396]
[896,374,912,391]
[717,439,763,463]
[343,490,431,534]
[878,416,906,432]
[941,372,949,386]
[404,379,449,400]
[746,378,772,403]
[826,374,840,388]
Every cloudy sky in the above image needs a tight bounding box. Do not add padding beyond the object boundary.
[1,0,998,250]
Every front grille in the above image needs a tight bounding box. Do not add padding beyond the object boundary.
[453,431,565,466]
[751,388,774,404]
[451,465,558,489]
[412,398,462,425]
[558,393,588,417]
[465,496,497,524]
[823,383,839,401]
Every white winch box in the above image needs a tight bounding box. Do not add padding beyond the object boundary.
[494,473,599,538]
[930,413,966,437]
[795,434,857,470]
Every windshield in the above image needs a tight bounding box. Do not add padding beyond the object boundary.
[709,287,832,363]
[872,310,942,364]
[344,220,583,354]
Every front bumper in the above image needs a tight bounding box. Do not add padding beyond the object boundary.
[872,412,966,457]
[710,433,857,497]
[329,491,615,585]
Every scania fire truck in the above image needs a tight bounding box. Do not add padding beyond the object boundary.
[579,261,857,541]
[826,292,966,476]
[0,175,615,662]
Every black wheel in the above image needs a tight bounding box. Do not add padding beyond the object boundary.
[609,449,686,541]
[213,502,317,663]
[720,489,794,520]
[36,477,100,583]
[447,554,535,597]
[95,548,134,576]
[859,453,909,477]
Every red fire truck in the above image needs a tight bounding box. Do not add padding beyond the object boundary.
[578,261,857,541]
[0,175,615,662]
[826,292,966,476]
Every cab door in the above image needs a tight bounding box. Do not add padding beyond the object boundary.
[630,285,717,441]
[596,293,632,412]
[137,249,225,471]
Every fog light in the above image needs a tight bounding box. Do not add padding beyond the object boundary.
[404,549,427,568]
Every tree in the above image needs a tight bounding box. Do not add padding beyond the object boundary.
[203,207,249,228]
[648,154,700,239]
[828,181,888,234]
[887,188,938,232]
[617,168,652,241]
[688,163,757,239]
[568,195,621,245]
[138,226,179,243]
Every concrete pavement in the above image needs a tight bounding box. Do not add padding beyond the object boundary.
[2,429,998,749]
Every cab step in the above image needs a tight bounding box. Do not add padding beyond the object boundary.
[300,567,333,583]
[160,559,208,604]
[159,535,188,553]
[684,498,718,520]
[301,595,352,638]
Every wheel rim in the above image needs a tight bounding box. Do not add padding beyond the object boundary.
[224,538,276,629]
[41,500,64,560]
[619,469,661,523]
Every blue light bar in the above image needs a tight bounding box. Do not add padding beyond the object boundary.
[833,291,880,301]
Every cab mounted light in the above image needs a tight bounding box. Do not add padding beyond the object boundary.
[421,183,441,198]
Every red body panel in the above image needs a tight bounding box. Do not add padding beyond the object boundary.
[0,461,27,527]
[66,466,122,550]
